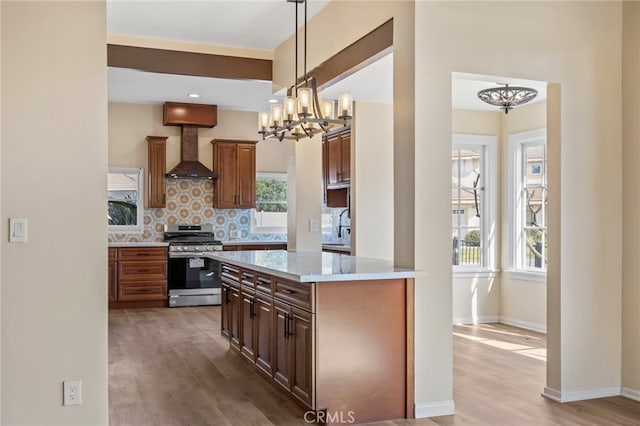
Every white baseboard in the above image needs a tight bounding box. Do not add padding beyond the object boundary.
[542,386,620,402]
[414,400,455,418]
[452,315,499,325]
[499,316,547,334]
[621,386,640,401]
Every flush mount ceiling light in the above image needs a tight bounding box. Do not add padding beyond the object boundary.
[258,0,352,142]
[188,93,200,98]
[477,84,538,114]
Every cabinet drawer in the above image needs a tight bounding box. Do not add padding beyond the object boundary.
[108,247,118,261]
[118,247,167,261]
[118,261,167,282]
[118,282,167,301]
[241,269,256,288]
[275,279,312,311]
[256,274,273,295]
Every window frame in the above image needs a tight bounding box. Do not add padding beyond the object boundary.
[452,133,497,274]
[508,128,547,280]
[108,167,144,234]
[251,172,288,235]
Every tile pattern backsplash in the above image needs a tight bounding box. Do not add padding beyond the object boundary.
[109,179,286,243]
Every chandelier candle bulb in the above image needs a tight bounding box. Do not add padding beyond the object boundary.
[270,104,283,128]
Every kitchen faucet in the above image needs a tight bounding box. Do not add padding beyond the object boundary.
[337,208,350,238]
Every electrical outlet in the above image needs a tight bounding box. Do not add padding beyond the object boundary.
[230,230,238,238]
[63,380,81,406]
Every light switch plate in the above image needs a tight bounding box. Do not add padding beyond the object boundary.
[9,218,27,242]
[309,218,319,233]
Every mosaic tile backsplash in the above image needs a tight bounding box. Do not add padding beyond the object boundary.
[109,179,287,243]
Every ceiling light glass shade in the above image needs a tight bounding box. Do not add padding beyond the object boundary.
[477,84,538,114]
[258,112,270,134]
[297,87,314,117]
[284,96,297,122]
[270,104,283,128]
[321,100,335,120]
[338,92,353,119]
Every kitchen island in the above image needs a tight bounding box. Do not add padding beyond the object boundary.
[207,250,421,424]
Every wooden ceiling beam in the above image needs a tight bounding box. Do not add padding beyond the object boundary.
[107,44,272,81]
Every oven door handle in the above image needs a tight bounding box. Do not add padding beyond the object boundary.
[169,252,212,258]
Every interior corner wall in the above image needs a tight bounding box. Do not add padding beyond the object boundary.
[499,101,548,332]
[622,0,640,399]
[353,101,394,261]
[416,0,622,400]
[2,2,108,424]
[0,1,3,419]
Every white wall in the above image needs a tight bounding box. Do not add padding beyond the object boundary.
[353,101,393,261]
[2,2,108,424]
[622,1,640,400]
[109,103,288,173]
[416,0,622,401]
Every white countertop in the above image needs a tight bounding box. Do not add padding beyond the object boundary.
[207,250,422,283]
[223,241,287,246]
[108,242,169,247]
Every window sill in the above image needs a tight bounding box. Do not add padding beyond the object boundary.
[453,268,499,279]
[504,269,547,283]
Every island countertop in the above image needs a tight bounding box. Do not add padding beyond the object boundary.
[206,250,422,283]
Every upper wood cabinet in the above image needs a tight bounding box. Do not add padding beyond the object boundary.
[146,136,167,208]
[211,139,257,209]
[324,128,351,190]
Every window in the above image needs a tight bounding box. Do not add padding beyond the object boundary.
[509,129,547,273]
[252,173,287,234]
[108,168,143,234]
[452,134,497,271]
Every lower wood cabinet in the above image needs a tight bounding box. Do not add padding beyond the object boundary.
[221,264,313,409]
[219,262,411,423]
[109,246,168,309]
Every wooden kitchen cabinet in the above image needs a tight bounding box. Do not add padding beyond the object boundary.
[212,139,257,208]
[109,246,168,309]
[146,136,167,208]
[254,292,274,375]
[324,128,351,190]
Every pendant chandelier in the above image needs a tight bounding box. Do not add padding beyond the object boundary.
[477,84,537,114]
[258,0,352,142]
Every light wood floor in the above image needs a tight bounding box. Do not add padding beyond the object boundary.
[109,307,640,425]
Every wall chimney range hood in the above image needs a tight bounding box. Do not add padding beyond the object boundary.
[163,102,219,179]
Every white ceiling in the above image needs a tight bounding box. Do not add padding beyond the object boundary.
[107,1,546,112]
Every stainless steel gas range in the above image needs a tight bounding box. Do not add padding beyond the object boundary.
[164,224,222,307]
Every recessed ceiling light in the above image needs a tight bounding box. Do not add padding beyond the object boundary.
[268,99,278,104]
[188,93,200,98]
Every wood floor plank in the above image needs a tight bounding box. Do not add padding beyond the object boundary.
[109,309,640,425]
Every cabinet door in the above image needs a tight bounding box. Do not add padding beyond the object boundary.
[147,136,167,208]
[214,142,239,208]
[240,289,256,361]
[291,307,313,407]
[229,286,242,350]
[326,134,341,189]
[273,301,292,390]
[255,293,274,375]
[221,283,231,339]
[339,131,351,184]
[108,261,118,302]
[237,143,256,208]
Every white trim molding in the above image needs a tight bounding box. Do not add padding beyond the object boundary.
[621,387,640,401]
[542,386,620,402]
[453,315,499,325]
[499,316,547,334]
[415,400,455,418]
